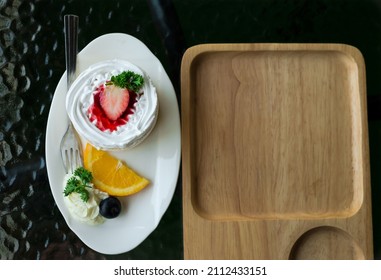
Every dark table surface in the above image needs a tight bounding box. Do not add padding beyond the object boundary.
[0,0,380,259]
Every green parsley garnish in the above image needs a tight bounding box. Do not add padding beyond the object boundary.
[105,70,144,92]
[63,167,93,202]
[74,167,92,184]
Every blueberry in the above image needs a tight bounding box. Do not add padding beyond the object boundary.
[99,197,121,219]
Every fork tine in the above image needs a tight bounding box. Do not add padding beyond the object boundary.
[68,148,72,174]
[62,149,69,174]
[75,149,82,169]
[73,148,78,172]
[70,148,75,174]
[71,148,77,174]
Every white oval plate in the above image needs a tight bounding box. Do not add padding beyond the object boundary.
[45,33,181,254]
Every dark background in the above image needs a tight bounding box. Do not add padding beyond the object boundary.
[0,0,380,259]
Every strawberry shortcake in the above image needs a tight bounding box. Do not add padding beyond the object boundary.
[66,59,158,150]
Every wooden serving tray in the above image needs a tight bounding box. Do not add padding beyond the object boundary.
[181,43,373,259]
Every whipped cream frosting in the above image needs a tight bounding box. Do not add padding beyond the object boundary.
[66,59,158,150]
[63,174,109,225]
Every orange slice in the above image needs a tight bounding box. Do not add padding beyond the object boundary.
[84,143,149,196]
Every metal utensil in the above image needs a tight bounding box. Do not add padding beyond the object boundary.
[60,14,82,174]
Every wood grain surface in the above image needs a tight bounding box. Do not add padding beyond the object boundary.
[181,43,373,259]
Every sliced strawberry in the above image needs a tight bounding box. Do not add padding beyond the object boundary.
[99,85,130,121]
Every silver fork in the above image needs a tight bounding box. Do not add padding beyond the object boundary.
[60,14,82,174]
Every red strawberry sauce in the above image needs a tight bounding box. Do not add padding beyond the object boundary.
[87,84,138,132]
